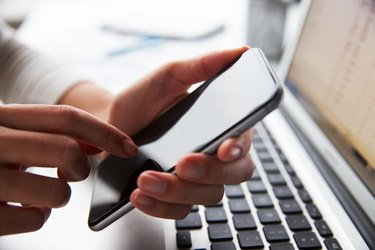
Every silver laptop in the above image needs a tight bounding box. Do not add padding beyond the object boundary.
[0,0,373,249]
[162,0,375,249]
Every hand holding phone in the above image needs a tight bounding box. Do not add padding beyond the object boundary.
[88,48,283,230]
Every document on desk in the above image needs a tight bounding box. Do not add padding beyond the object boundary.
[17,0,248,93]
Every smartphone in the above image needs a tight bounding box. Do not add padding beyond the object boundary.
[88,48,283,231]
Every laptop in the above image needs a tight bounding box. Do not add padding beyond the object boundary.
[161,0,375,249]
[0,0,373,249]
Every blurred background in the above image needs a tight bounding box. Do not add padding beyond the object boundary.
[0,0,300,94]
[0,0,302,249]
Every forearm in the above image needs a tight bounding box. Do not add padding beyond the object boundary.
[0,39,88,105]
[0,18,91,105]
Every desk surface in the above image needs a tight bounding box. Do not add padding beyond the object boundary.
[0,0,249,249]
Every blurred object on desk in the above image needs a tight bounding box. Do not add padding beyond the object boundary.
[16,0,248,94]
[247,0,298,60]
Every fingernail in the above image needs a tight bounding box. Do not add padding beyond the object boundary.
[228,146,241,161]
[181,163,205,179]
[123,139,138,155]
[139,174,167,194]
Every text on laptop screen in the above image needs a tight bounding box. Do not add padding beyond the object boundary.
[286,0,375,172]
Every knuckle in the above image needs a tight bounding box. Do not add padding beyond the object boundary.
[162,61,180,72]
[159,61,185,85]
[199,55,211,78]
[57,105,83,126]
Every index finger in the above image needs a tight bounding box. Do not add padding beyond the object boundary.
[165,46,250,90]
[0,104,137,157]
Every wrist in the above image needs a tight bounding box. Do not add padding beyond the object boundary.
[57,81,114,121]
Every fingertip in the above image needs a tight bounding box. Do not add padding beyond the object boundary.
[131,189,155,207]
[26,207,51,232]
[227,146,242,161]
[175,153,207,179]
[217,138,240,162]
[229,45,250,56]
[122,138,138,156]
[240,45,251,52]
[44,177,71,208]
[43,207,52,223]
[58,168,89,182]
[34,207,51,224]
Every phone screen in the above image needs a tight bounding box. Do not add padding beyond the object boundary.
[88,48,282,230]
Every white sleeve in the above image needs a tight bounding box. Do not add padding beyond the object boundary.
[0,19,89,104]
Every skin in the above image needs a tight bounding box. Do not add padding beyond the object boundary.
[0,46,253,235]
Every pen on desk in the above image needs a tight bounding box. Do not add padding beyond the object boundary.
[106,36,163,57]
[101,24,225,41]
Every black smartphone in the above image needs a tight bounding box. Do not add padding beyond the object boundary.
[88,48,283,231]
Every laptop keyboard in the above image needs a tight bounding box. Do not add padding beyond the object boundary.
[174,123,343,250]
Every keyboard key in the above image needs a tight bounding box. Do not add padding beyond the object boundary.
[251,168,261,180]
[324,238,343,250]
[225,185,244,198]
[206,201,223,207]
[254,145,268,153]
[284,164,296,176]
[291,176,304,189]
[286,215,311,231]
[279,153,289,164]
[252,194,274,208]
[257,151,273,162]
[315,220,333,237]
[263,225,290,242]
[205,207,227,223]
[257,209,281,224]
[228,199,251,213]
[268,173,286,186]
[176,231,192,248]
[175,212,202,229]
[273,186,294,199]
[263,162,280,173]
[298,189,312,203]
[270,242,295,250]
[233,214,257,230]
[294,232,322,249]
[208,224,232,241]
[237,231,264,249]
[247,180,267,193]
[211,241,236,250]
[279,200,302,214]
[252,134,262,144]
[191,205,199,212]
[306,204,322,219]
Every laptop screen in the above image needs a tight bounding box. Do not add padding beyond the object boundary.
[285,0,375,193]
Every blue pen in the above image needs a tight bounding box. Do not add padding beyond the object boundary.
[107,36,163,57]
